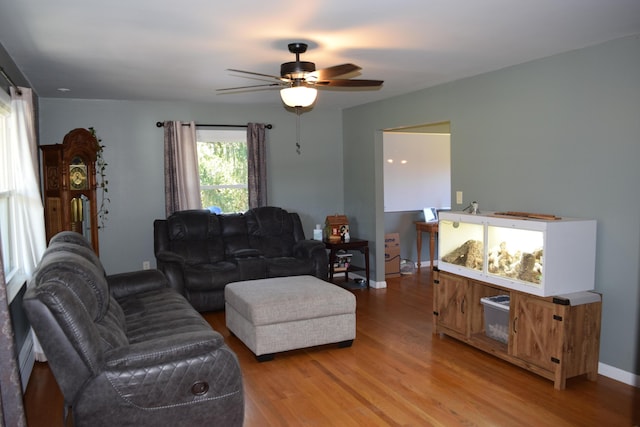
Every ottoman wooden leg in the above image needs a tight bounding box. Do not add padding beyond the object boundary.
[256,353,275,362]
[338,339,354,348]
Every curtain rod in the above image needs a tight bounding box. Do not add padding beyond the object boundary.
[0,66,22,95]
[155,121,272,129]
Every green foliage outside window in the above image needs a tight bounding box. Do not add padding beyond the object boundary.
[197,140,248,213]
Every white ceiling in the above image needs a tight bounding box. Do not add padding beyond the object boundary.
[1,0,639,109]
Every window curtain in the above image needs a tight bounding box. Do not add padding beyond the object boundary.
[163,121,202,216]
[5,87,46,363]
[247,122,267,209]
[4,87,46,279]
[0,246,27,426]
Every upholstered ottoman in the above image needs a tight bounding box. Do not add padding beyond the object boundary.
[225,275,356,361]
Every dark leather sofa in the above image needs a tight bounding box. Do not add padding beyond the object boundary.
[154,206,329,312]
[23,231,244,427]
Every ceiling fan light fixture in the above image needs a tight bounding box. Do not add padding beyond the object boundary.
[280,85,318,108]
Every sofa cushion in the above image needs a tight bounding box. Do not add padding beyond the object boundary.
[46,239,107,277]
[167,210,225,264]
[33,249,111,322]
[183,262,240,291]
[96,299,129,350]
[116,287,212,343]
[245,207,296,257]
[220,214,252,257]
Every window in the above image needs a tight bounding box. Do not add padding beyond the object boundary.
[0,91,17,284]
[196,129,248,214]
[0,188,17,282]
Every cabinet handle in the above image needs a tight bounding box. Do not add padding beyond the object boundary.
[513,316,518,334]
[461,297,466,314]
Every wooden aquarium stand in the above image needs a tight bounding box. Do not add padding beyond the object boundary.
[433,270,602,390]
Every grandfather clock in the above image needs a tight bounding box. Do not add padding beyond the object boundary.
[41,128,100,254]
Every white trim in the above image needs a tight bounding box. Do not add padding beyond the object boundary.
[416,260,437,269]
[598,362,640,387]
[370,279,387,289]
[341,272,387,289]
[6,272,26,304]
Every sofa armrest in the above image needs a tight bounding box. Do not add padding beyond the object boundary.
[293,239,329,279]
[95,331,244,425]
[107,269,169,299]
[155,250,186,266]
[293,239,326,259]
[105,330,224,369]
[154,250,187,294]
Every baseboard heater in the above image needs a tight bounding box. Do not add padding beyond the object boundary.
[8,277,35,391]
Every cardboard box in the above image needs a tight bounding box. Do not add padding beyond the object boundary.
[385,233,401,278]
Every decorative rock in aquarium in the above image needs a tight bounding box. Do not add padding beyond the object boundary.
[441,239,484,270]
[488,242,543,283]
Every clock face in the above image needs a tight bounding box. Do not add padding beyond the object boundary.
[70,165,87,190]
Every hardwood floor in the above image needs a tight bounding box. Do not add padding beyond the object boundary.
[24,270,639,426]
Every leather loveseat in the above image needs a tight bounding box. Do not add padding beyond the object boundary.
[23,231,244,427]
[154,206,329,312]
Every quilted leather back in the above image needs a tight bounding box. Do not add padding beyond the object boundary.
[166,210,225,264]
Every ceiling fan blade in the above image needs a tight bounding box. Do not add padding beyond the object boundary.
[307,64,361,81]
[217,83,282,92]
[316,79,384,87]
[227,68,289,82]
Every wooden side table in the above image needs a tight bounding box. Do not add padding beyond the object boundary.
[415,221,439,271]
[324,238,370,286]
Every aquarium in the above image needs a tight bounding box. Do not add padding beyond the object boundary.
[438,211,597,296]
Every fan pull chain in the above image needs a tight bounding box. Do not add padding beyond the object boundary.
[295,106,301,155]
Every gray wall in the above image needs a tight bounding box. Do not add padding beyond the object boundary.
[344,35,640,375]
[39,100,344,273]
[0,43,29,92]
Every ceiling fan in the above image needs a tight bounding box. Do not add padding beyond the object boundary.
[218,42,383,108]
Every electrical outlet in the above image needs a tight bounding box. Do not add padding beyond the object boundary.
[142,261,150,270]
[456,191,463,205]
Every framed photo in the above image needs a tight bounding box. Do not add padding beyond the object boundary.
[423,207,437,222]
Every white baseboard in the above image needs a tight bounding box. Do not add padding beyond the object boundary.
[342,272,387,289]
[599,362,640,387]
[369,279,387,289]
[415,260,437,269]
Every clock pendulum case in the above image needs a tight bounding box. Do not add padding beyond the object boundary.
[41,128,101,254]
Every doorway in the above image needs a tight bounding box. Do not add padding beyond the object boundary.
[382,121,451,274]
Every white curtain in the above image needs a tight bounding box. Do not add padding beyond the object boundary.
[5,87,46,277]
[2,87,47,360]
[163,121,202,216]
